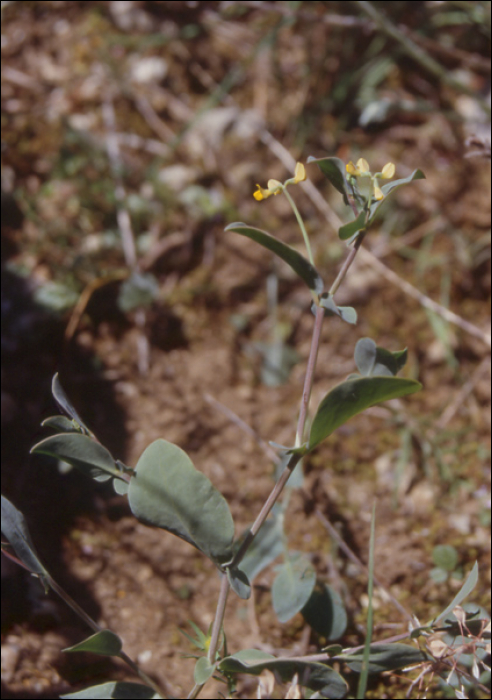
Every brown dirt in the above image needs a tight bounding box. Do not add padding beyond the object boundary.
[1,2,490,699]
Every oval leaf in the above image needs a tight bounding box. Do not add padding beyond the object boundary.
[42,416,82,433]
[302,582,347,641]
[318,294,357,325]
[433,561,479,625]
[272,553,316,623]
[30,433,117,482]
[338,306,357,325]
[226,566,251,600]
[354,338,377,376]
[194,656,216,685]
[309,376,422,450]
[339,210,367,241]
[51,373,92,436]
[60,681,162,699]
[355,338,408,377]
[117,272,159,313]
[128,439,235,566]
[432,544,459,572]
[113,478,129,495]
[1,495,47,576]
[63,630,122,656]
[225,223,324,296]
[307,156,351,205]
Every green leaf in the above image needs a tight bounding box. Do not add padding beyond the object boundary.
[34,280,79,313]
[31,433,118,482]
[338,211,367,241]
[432,561,479,625]
[432,544,459,572]
[1,495,48,577]
[113,478,129,495]
[308,376,422,450]
[60,681,163,699]
[117,272,159,313]
[340,643,429,674]
[302,583,347,640]
[225,223,324,296]
[63,630,122,656]
[354,338,408,377]
[367,169,425,224]
[307,156,352,206]
[51,373,93,436]
[179,621,210,651]
[272,553,316,623]
[238,513,285,583]
[128,439,235,566]
[318,294,357,325]
[226,566,251,600]
[338,306,358,325]
[41,416,82,433]
[219,650,348,698]
[194,656,216,684]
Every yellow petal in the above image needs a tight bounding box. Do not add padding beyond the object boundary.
[356,158,370,174]
[373,185,384,201]
[254,185,269,201]
[267,179,282,193]
[381,162,395,179]
[346,161,358,175]
[293,162,306,183]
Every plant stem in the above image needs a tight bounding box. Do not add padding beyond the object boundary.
[208,573,230,665]
[231,451,303,570]
[203,207,373,695]
[329,230,366,297]
[295,304,325,447]
[201,306,326,693]
[283,187,314,265]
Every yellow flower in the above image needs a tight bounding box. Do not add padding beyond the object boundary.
[346,158,370,177]
[373,185,384,201]
[346,158,395,202]
[293,162,306,184]
[381,162,395,179]
[253,179,283,201]
[253,163,306,200]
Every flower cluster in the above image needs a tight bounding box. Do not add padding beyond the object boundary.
[253,162,306,201]
[346,158,395,201]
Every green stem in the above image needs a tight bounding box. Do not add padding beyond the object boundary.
[283,187,314,266]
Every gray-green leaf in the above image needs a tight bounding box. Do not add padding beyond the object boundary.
[225,223,324,296]
[63,630,122,657]
[128,439,235,566]
[309,376,421,450]
[272,553,316,623]
[31,433,118,482]
[1,495,47,577]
